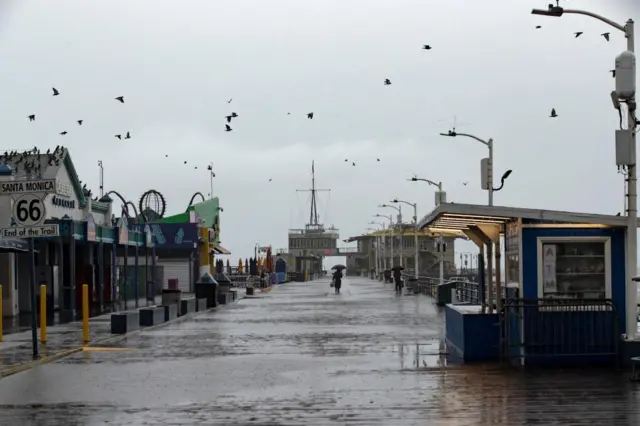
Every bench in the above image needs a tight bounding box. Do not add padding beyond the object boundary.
[139,306,166,327]
[196,298,207,312]
[180,298,196,316]
[111,311,140,334]
[160,304,178,322]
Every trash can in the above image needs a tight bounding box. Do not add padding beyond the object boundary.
[195,272,219,308]
[406,277,419,294]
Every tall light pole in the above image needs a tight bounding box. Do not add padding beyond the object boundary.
[367,227,381,277]
[380,204,403,267]
[392,199,419,279]
[370,221,387,273]
[376,213,394,268]
[409,177,446,205]
[439,131,512,206]
[532,4,636,338]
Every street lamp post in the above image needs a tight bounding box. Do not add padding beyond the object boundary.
[532,4,637,338]
[409,177,445,205]
[392,199,419,279]
[370,221,387,275]
[376,213,394,268]
[380,204,403,268]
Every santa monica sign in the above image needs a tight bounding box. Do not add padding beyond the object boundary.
[0,179,56,195]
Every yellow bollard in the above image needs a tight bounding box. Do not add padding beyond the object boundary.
[0,285,3,342]
[82,284,89,344]
[40,285,47,344]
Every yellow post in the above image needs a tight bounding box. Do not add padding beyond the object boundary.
[0,285,3,342]
[82,284,89,344]
[40,285,47,344]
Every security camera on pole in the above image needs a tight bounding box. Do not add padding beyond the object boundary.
[532,4,636,339]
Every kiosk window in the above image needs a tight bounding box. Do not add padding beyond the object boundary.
[541,241,606,299]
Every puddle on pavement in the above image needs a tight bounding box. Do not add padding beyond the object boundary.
[82,347,132,352]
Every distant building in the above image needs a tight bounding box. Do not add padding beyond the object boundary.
[345,225,465,277]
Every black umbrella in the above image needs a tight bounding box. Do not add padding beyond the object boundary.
[391,265,404,271]
[331,264,347,271]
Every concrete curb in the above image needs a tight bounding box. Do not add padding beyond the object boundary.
[0,295,250,379]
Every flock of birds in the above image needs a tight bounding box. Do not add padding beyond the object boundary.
[18,20,620,184]
[27,88,130,139]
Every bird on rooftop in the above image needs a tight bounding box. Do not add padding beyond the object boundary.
[115,96,124,103]
[602,32,610,42]
[550,108,558,118]
[52,87,59,96]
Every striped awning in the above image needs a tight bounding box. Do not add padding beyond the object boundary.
[212,244,231,255]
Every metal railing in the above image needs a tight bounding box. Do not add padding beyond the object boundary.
[500,298,619,366]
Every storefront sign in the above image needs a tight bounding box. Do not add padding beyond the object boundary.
[86,214,96,242]
[51,196,76,209]
[132,223,198,249]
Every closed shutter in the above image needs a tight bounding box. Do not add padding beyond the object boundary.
[158,259,192,293]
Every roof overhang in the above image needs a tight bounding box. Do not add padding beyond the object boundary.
[418,202,632,232]
[212,244,231,255]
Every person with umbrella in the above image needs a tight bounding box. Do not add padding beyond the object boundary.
[392,265,404,294]
[331,264,345,294]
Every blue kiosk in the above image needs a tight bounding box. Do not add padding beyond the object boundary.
[418,202,639,367]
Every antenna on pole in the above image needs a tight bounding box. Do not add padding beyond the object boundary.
[296,161,331,231]
[98,160,104,197]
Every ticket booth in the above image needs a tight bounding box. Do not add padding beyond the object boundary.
[418,203,635,367]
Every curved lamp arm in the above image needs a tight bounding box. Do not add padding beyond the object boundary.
[187,192,206,210]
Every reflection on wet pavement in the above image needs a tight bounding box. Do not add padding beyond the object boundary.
[0,277,639,425]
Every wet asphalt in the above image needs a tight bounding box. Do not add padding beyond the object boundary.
[0,277,639,425]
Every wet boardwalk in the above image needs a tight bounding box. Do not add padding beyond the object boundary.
[0,277,639,425]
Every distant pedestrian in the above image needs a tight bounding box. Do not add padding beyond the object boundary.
[333,269,343,294]
[393,268,403,294]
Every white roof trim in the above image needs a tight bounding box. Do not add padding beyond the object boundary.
[418,203,632,231]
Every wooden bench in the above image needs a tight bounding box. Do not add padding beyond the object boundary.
[111,311,140,335]
[139,306,166,327]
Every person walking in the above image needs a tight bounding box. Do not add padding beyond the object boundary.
[393,267,403,295]
[332,269,343,294]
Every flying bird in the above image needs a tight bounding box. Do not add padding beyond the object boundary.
[184,161,187,164]
[377,158,380,162]
[227,98,232,103]
[225,124,232,132]
[550,108,558,118]
[602,32,610,42]
[226,115,232,123]
[463,181,468,186]
[422,45,432,50]
[610,69,616,78]
[115,96,124,103]
[307,112,314,119]
[268,178,272,182]
[115,134,122,139]
[77,120,83,125]
[231,112,238,118]
[384,79,391,85]
[52,87,59,96]
[59,131,67,136]
[124,131,131,139]
[535,25,541,29]
[574,32,583,38]
[344,159,348,162]
[165,154,168,157]
[352,162,356,166]
[27,115,35,122]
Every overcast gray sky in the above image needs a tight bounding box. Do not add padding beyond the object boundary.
[0,0,637,261]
